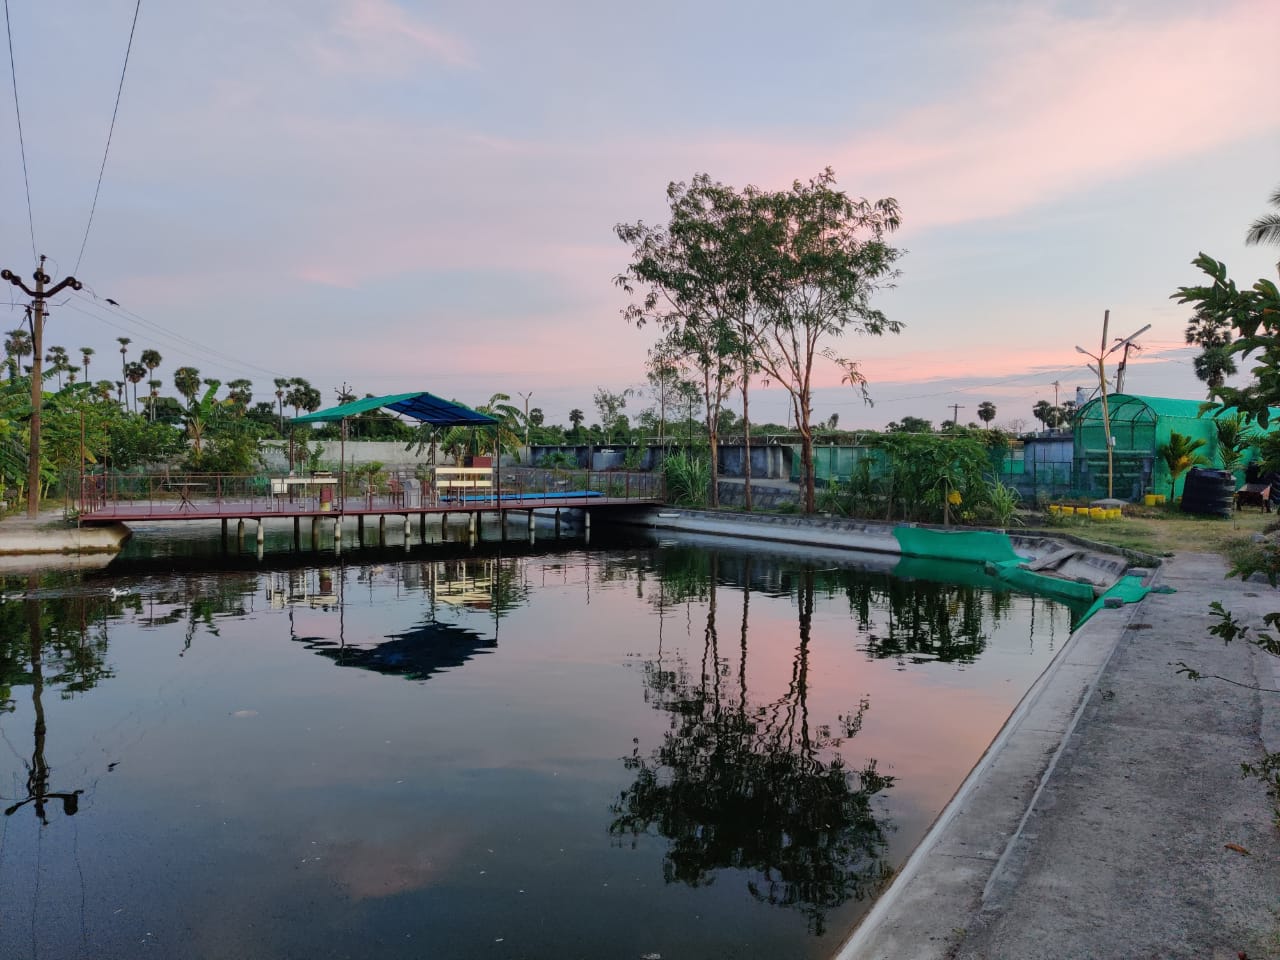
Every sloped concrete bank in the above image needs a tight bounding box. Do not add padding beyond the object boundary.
[0,511,130,572]
[627,508,1141,598]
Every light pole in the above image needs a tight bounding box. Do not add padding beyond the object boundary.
[1075,311,1151,499]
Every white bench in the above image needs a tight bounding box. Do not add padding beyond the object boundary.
[434,466,494,502]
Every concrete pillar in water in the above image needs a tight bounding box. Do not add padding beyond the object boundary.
[357,514,365,539]
[584,510,591,532]
[403,515,411,539]
[236,519,245,545]
[334,517,342,541]
[468,512,476,534]
[256,542,264,562]
[311,516,320,549]
[554,509,561,538]
[221,518,228,539]
[256,518,264,544]
[379,515,386,547]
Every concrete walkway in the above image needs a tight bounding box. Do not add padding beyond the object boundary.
[842,552,1280,959]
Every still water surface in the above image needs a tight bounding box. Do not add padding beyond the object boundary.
[0,523,1082,958]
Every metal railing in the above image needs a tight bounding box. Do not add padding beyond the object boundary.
[76,468,664,518]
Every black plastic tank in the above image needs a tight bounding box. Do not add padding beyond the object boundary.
[1179,466,1235,517]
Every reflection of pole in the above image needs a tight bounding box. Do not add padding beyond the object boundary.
[339,417,347,511]
[4,597,83,823]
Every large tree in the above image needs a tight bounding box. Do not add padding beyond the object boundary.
[1173,254,1280,425]
[977,401,996,427]
[749,169,903,513]
[616,174,753,508]
[592,387,633,444]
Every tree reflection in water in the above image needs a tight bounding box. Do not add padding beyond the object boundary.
[611,559,894,935]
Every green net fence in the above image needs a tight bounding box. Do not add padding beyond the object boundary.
[1074,393,1280,500]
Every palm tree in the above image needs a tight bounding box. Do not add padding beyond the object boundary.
[1213,413,1253,473]
[284,377,321,417]
[1032,400,1053,431]
[274,377,289,433]
[44,345,70,389]
[977,401,996,428]
[125,361,147,412]
[569,408,585,438]
[1158,431,1210,503]
[1246,185,1280,248]
[478,392,522,456]
[5,328,31,380]
[173,366,202,406]
[117,336,131,381]
[227,378,253,412]
[147,379,162,416]
[80,346,94,384]
[140,349,162,418]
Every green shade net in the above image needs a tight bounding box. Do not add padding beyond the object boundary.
[893,527,1024,564]
[893,527,1101,617]
[1073,393,1280,500]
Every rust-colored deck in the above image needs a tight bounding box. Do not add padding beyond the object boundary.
[77,493,656,525]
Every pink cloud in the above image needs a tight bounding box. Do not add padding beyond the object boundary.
[313,0,472,74]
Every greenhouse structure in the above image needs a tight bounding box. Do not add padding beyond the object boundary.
[1072,393,1280,500]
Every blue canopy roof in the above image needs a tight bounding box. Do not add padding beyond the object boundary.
[291,391,498,427]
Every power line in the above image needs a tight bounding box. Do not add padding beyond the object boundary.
[64,302,289,386]
[74,0,142,275]
[69,289,290,380]
[3,0,35,259]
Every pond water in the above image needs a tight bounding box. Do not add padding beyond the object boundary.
[0,521,1084,959]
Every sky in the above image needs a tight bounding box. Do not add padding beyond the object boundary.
[2,0,1278,432]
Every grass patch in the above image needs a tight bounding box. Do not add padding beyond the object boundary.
[1031,504,1275,558]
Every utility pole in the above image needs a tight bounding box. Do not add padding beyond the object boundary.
[2,257,83,517]
[1075,312,1150,500]
[518,391,533,458]
[1114,339,1140,394]
[949,403,965,430]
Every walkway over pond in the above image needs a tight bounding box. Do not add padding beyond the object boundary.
[75,468,662,527]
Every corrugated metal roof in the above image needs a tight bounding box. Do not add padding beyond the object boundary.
[291,391,498,426]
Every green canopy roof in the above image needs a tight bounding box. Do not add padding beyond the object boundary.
[291,391,498,427]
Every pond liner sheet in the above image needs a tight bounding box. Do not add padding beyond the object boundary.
[891,526,1153,623]
[1077,574,1158,625]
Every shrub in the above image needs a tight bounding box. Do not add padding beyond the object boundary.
[662,450,711,507]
